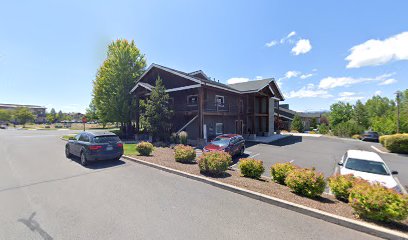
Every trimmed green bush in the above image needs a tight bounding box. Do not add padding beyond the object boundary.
[379,135,390,146]
[198,151,232,175]
[270,162,297,185]
[328,174,367,201]
[174,144,196,163]
[349,182,408,222]
[383,134,408,153]
[351,134,361,140]
[285,168,326,198]
[178,131,188,145]
[238,158,265,179]
[135,141,154,156]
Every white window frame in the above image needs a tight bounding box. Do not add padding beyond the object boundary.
[187,95,198,106]
[215,95,225,107]
[215,123,223,135]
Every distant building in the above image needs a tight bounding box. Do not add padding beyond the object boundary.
[64,112,85,122]
[276,104,327,130]
[0,103,46,123]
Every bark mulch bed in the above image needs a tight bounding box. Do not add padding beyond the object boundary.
[129,147,408,234]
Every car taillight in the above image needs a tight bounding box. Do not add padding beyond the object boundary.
[117,143,123,148]
[89,145,102,150]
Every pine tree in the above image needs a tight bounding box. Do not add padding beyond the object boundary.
[291,114,304,132]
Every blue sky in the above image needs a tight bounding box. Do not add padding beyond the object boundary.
[0,0,407,113]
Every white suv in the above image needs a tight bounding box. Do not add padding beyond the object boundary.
[338,150,402,193]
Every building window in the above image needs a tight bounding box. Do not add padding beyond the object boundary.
[187,95,198,106]
[216,123,223,135]
[215,95,224,106]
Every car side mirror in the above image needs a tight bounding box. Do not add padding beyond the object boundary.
[338,162,343,166]
[392,171,398,175]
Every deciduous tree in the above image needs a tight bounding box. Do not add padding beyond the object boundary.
[14,107,35,127]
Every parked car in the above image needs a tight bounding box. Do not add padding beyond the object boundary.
[203,134,245,156]
[65,131,123,166]
[0,124,7,129]
[338,150,402,193]
[361,131,379,142]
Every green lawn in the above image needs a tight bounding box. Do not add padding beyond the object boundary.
[61,134,76,140]
[124,143,138,155]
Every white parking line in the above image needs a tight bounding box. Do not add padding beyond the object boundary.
[371,145,389,154]
[249,153,260,159]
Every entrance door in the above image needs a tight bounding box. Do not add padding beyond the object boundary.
[235,120,243,134]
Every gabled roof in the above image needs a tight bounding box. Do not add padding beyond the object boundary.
[227,79,271,92]
[132,63,284,100]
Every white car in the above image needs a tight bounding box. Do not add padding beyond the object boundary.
[338,150,402,193]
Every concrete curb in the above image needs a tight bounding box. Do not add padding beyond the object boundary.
[122,155,407,240]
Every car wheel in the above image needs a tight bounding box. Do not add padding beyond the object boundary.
[65,146,72,158]
[80,152,88,166]
[240,146,245,156]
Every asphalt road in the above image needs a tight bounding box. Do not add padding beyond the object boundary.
[242,135,408,190]
[0,129,381,240]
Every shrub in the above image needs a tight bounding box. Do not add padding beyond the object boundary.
[351,134,361,140]
[238,158,265,179]
[290,130,299,133]
[318,124,329,134]
[285,168,326,198]
[135,141,154,156]
[170,132,178,144]
[198,151,232,175]
[349,182,408,222]
[309,131,316,134]
[328,174,366,201]
[291,115,304,132]
[384,134,408,153]
[270,162,297,185]
[178,131,188,145]
[379,135,390,146]
[174,144,196,163]
[332,120,363,138]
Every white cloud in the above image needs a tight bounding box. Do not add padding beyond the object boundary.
[287,31,296,38]
[300,73,313,79]
[285,70,300,79]
[265,40,277,48]
[287,83,333,99]
[374,90,382,96]
[227,77,249,84]
[255,76,263,80]
[291,39,312,55]
[378,78,397,85]
[345,31,408,68]
[266,31,297,47]
[336,92,364,102]
[318,73,395,90]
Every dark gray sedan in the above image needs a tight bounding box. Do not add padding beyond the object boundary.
[65,131,123,166]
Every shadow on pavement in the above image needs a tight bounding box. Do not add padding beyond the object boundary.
[69,157,126,169]
[245,136,303,148]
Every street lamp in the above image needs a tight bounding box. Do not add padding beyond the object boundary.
[395,91,402,133]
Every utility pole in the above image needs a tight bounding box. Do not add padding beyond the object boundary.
[395,91,402,133]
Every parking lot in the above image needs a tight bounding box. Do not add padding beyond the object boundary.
[233,135,408,191]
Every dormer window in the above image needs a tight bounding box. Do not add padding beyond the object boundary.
[187,95,198,106]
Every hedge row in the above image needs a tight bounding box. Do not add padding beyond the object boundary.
[379,134,408,153]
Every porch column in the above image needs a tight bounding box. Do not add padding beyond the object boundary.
[267,98,275,135]
[135,94,140,133]
[198,87,204,139]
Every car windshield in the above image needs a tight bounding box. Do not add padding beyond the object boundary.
[345,158,390,175]
[93,135,120,143]
[211,138,230,147]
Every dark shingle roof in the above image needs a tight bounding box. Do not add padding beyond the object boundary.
[227,79,272,92]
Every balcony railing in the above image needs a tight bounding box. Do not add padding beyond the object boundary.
[172,101,240,113]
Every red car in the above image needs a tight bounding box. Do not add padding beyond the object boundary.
[203,134,245,156]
